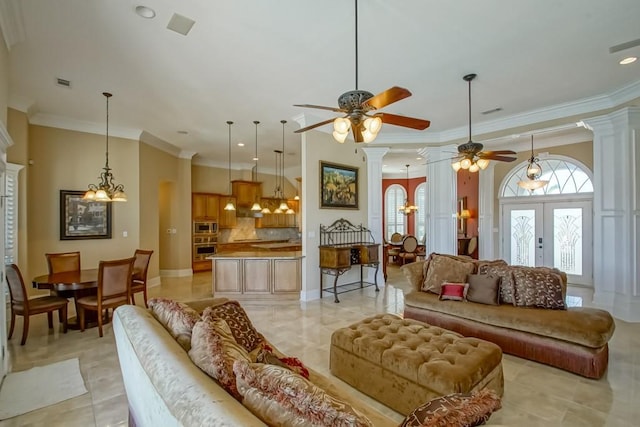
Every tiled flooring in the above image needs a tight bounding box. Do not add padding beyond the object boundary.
[2,265,639,426]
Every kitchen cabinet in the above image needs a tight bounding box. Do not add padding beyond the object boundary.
[232,180,262,209]
[211,252,302,299]
[192,193,219,220]
[218,196,237,228]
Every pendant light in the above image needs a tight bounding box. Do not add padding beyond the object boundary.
[223,121,236,211]
[279,120,293,214]
[83,92,127,202]
[250,120,263,212]
[398,164,418,215]
[517,135,549,191]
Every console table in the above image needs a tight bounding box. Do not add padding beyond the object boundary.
[319,219,380,303]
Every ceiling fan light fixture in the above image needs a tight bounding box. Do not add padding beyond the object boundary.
[468,163,480,173]
[477,158,490,170]
[332,130,349,143]
[361,128,377,143]
[363,116,382,133]
[460,158,472,169]
[334,117,351,133]
[451,161,462,172]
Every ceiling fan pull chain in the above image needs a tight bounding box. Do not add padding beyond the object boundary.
[354,0,358,90]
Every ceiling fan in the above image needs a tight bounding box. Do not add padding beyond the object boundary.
[450,74,517,172]
[293,0,430,144]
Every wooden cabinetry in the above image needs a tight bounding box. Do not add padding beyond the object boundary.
[192,193,219,220]
[255,198,298,228]
[218,196,237,228]
[211,255,302,299]
[232,180,262,209]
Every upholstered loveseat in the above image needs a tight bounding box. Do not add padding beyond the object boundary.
[401,254,615,379]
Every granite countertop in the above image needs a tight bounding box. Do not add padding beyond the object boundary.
[208,251,303,259]
[250,242,302,249]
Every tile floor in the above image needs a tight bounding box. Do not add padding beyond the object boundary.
[1,264,639,426]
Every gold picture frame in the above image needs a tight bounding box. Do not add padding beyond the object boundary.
[320,161,359,209]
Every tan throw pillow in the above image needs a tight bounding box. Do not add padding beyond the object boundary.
[477,264,516,305]
[148,298,201,351]
[233,360,373,427]
[202,300,264,352]
[188,318,252,400]
[422,254,475,295]
[466,274,501,305]
[400,389,501,427]
[512,267,566,309]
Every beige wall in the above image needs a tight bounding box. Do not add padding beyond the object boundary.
[0,31,8,126]
[6,109,29,273]
[139,142,192,276]
[25,125,140,293]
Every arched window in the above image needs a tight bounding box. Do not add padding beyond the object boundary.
[501,157,593,198]
[385,184,406,239]
[414,183,426,243]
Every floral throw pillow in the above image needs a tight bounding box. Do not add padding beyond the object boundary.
[512,267,566,309]
[202,301,264,352]
[400,389,502,427]
[233,360,373,427]
[148,297,201,351]
[188,318,252,400]
[256,343,310,379]
[422,254,475,295]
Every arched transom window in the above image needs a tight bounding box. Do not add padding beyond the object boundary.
[501,157,593,198]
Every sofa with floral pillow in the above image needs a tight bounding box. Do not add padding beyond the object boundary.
[113,297,503,426]
[401,253,616,379]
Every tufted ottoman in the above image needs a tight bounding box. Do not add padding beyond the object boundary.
[330,314,504,415]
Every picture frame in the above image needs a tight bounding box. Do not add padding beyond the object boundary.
[320,161,359,209]
[60,190,112,240]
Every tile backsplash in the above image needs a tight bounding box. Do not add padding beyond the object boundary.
[219,217,299,242]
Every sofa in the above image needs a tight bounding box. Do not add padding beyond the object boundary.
[401,254,615,379]
[114,298,504,426]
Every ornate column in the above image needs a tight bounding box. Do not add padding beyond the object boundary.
[420,146,457,255]
[362,146,389,285]
[583,107,640,322]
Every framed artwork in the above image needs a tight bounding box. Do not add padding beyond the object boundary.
[60,190,112,240]
[320,161,359,209]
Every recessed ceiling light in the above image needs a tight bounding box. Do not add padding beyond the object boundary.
[619,56,637,65]
[135,5,156,19]
[416,157,422,160]
[237,142,244,147]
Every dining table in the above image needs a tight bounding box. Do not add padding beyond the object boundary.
[32,268,100,329]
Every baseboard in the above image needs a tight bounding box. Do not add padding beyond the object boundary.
[158,269,193,278]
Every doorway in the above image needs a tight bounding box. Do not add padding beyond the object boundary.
[502,199,592,286]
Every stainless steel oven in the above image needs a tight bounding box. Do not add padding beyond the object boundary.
[193,221,218,235]
[193,242,217,261]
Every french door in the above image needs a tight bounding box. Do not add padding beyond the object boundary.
[502,199,592,286]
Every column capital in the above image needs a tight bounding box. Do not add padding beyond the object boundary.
[361,146,389,162]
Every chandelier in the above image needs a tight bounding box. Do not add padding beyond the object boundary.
[223,121,236,211]
[83,92,127,202]
[398,164,418,216]
[517,135,549,191]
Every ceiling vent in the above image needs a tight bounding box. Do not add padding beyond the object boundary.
[167,13,195,36]
[56,77,71,88]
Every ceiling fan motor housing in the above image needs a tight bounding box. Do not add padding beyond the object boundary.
[457,141,484,154]
[338,90,375,111]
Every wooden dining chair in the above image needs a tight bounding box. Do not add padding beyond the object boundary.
[5,264,68,345]
[398,235,419,265]
[45,251,81,274]
[77,257,135,337]
[387,232,404,263]
[130,249,153,307]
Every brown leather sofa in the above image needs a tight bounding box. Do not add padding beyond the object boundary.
[401,256,615,379]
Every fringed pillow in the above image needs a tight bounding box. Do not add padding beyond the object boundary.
[400,389,502,427]
[256,343,310,379]
[202,301,265,352]
[148,297,201,350]
[233,360,373,427]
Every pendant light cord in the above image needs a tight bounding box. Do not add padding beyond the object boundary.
[281,120,287,198]
[103,92,112,169]
[467,79,472,143]
[254,121,260,180]
[227,121,233,192]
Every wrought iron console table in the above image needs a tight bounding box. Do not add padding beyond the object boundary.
[319,218,380,303]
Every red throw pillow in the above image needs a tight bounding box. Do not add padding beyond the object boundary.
[439,282,469,301]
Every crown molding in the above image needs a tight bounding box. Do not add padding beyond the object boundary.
[29,112,141,140]
[139,131,181,157]
[0,0,26,49]
[0,120,14,151]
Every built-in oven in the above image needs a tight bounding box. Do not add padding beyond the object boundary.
[193,242,217,261]
[193,221,218,235]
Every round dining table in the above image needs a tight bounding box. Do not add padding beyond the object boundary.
[32,269,99,329]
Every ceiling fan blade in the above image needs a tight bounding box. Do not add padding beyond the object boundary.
[293,104,346,113]
[479,150,517,156]
[352,126,364,143]
[481,154,517,162]
[425,156,460,165]
[294,118,336,134]
[362,86,412,110]
[377,113,431,130]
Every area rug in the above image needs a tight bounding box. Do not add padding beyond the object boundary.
[0,358,88,420]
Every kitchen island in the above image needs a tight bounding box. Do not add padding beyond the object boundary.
[209,251,303,300]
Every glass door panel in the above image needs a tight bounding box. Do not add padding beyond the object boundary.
[503,204,543,267]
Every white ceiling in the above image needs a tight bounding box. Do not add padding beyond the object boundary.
[3,0,640,177]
